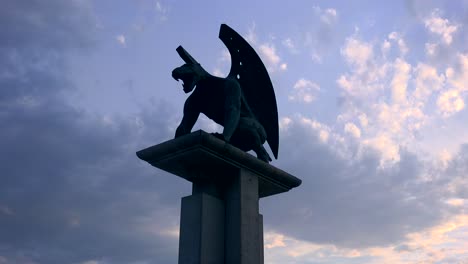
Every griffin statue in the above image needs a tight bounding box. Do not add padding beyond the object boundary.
[171,24,279,163]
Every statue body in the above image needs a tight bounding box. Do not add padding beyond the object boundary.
[172,24,279,163]
[173,65,270,161]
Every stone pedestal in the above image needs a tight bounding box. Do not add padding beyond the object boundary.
[137,130,301,264]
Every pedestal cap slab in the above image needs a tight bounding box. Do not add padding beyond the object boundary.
[136,130,301,198]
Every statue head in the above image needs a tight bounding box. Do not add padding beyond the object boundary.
[172,63,208,93]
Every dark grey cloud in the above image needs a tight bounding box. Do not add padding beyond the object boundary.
[262,120,452,248]
[0,1,188,263]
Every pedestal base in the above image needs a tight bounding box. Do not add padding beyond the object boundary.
[179,193,225,264]
[137,130,301,264]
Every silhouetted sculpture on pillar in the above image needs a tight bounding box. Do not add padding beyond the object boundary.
[138,24,301,264]
[172,24,279,162]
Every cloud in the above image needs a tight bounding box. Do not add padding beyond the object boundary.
[436,53,468,117]
[446,53,468,93]
[264,116,447,249]
[265,213,468,263]
[259,44,280,66]
[282,38,298,54]
[337,36,388,99]
[424,10,458,45]
[284,5,340,63]
[381,39,391,55]
[115,34,126,46]
[335,31,465,164]
[340,37,374,73]
[245,23,258,44]
[288,78,320,103]
[437,89,465,116]
[258,43,287,72]
[391,58,411,104]
[425,42,438,56]
[245,25,287,73]
[155,1,169,21]
[2,2,468,263]
[413,63,445,101]
[0,1,184,263]
[344,122,361,138]
[313,6,338,25]
[388,32,409,55]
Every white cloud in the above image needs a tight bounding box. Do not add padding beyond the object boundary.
[388,32,409,55]
[321,8,338,25]
[341,37,373,72]
[115,34,126,46]
[155,1,169,21]
[381,39,391,55]
[425,42,438,56]
[337,37,389,98]
[313,6,338,25]
[245,23,257,44]
[344,122,361,138]
[282,38,297,53]
[424,10,458,45]
[359,113,369,128]
[258,43,287,72]
[259,44,280,65]
[438,149,452,168]
[413,63,445,101]
[243,24,287,73]
[437,89,465,116]
[289,78,320,103]
[364,134,400,164]
[446,53,468,92]
[279,117,292,131]
[391,58,411,104]
[310,51,322,63]
[265,213,468,263]
[299,117,332,144]
[265,232,287,249]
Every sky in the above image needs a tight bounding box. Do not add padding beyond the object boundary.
[1,0,468,263]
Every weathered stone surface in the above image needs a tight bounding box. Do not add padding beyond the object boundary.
[179,193,224,264]
[136,130,301,198]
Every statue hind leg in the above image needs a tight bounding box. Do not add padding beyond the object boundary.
[253,145,272,162]
[230,117,272,162]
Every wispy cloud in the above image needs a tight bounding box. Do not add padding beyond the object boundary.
[115,34,126,47]
[313,6,338,25]
[155,1,169,21]
[288,78,320,103]
[424,9,458,45]
[244,25,287,73]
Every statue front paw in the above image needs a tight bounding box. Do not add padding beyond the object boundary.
[175,125,188,138]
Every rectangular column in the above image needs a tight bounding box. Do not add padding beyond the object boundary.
[178,193,224,264]
[225,168,261,264]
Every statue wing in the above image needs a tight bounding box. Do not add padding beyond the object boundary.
[218,24,279,159]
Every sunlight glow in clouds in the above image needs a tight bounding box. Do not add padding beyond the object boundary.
[265,213,468,264]
[2,1,468,263]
